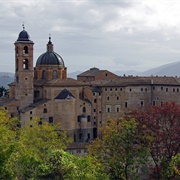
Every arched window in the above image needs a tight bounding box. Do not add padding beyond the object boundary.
[43,108,47,113]
[24,46,28,54]
[42,70,46,79]
[23,59,28,69]
[52,70,58,79]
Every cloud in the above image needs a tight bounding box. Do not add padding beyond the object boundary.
[0,0,180,73]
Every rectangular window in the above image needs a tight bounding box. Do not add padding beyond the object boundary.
[49,117,53,123]
[94,99,97,103]
[77,116,81,122]
[79,133,82,140]
[140,100,144,107]
[152,101,156,106]
[87,133,90,139]
[125,102,128,108]
[115,105,120,112]
[87,116,91,122]
[106,105,111,113]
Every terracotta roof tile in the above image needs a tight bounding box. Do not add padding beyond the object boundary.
[103,76,180,86]
[20,99,50,113]
[44,78,84,87]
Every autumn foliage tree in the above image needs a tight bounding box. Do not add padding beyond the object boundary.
[132,102,180,179]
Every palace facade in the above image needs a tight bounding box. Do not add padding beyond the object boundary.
[1,27,180,154]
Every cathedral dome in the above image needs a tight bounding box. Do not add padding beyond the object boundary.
[36,37,65,68]
[17,26,30,41]
[36,52,65,67]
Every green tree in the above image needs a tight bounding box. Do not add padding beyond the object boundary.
[0,109,107,180]
[3,118,71,179]
[37,149,109,180]
[87,117,149,180]
[165,153,180,179]
[0,108,20,178]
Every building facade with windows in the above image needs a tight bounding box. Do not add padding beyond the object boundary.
[1,28,180,154]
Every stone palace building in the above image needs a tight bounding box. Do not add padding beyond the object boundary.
[1,27,180,154]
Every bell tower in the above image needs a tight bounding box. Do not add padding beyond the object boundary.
[14,25,34,109]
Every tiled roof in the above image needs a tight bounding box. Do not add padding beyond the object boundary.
[102,76,180,87]
[8,82,15,86]
[44,78,84,87]
[77,67,107,77]
[0,97,19,106]
[20,99,50,113]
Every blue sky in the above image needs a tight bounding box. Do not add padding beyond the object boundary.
[1,0,180,73]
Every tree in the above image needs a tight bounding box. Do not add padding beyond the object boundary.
[132,102,180,179]
[3,118,71,179]
[0,108,20,178]
[0,108,108,180]
[0,86,9,97]
[87,117,149,180]
[165,153,180,179]
[37,149,109,180]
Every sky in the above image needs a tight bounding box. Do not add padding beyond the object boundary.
[1,0,180,73]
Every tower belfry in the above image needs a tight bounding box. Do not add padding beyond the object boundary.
[14,26,34,109]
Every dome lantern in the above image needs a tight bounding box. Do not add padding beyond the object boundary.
[36,36,65,68]
[17,24,31,42]
[47,34,53,52]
